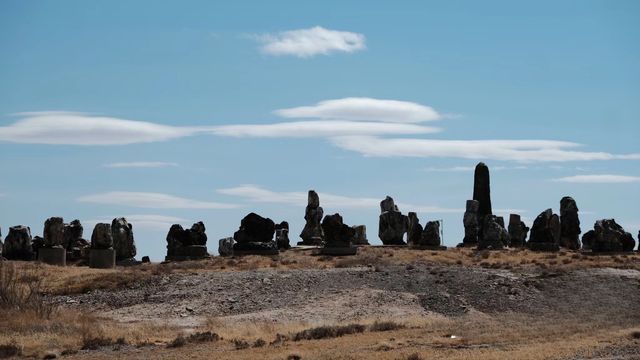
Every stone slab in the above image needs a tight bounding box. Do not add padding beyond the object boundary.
[38,246,66,266]
[90,248,116,269]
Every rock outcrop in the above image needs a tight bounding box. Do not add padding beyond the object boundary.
[420,220,445,249]
[351,225,369,245]
[460,200,480,246]
[91,223,113,249]
[43,217,65,247]
[559,196,581,250]
[320,213,357,255]
[63,220,86,249]
[378,196,407,245]
[299,190,324,245]
[507,214,529,247]
[2,225,34,260]
[166,222,209,260]
[275,221,290,250]
[111,217,136,261]
[218,237,234,256]
[406,212,423,246]
[590,219,635,253]
[527,209,560,251]
[478,215,509,250]
[233,213,278,254]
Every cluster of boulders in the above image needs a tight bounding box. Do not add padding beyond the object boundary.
[165,221,209,261]
[582,219,636,252]
[0,217,140,268]
[405,212,445,249]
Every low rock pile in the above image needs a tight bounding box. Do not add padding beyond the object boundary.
[166,221,209,261]
[233,213,278,255]
[320,213,357,255]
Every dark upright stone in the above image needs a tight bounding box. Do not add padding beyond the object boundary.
[63,220,84,249]
[351,225,369,245]
[91,223,113,249]
[507,214,529,247]
[559,196,581,250]
[460,200,480,246]
[406,212,423,246]
[233,213,278,254]
[2,225,34,260]
[478,215,509,250]
[165,222,209,261]
[43,217,65,248]
[275,221,290,250]
[591,219,636,253]
[112,217,136,261]
[473,162,492,222]
[299,190,324,245]
[378,196,407,245]
[320,213,357,255]
[527,209,560,251]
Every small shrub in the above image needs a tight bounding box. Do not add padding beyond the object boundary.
[252,338,266,347]
[167,335,187,348]
[0,342,21,358]
[369,321,405,332]
[0,263,55,319]
[287,354,302,360]
[81,336,113,350]
[292,324,366,341]
[232,339,250,350]
[407,353,424,360]
[188,331,219,343]
[631,330,640,339]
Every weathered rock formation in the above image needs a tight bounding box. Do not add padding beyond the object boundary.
[378,196,407,245]
[91,223,113,249]
[320,213,357,255]
[275,221,290,250]
[420,220,445,248]
[218,237,234,256]
[581,230,595,250]
[322,214,355,248]
[299,190,324,245]
[473,162,492,227]
[166,222,209,260]
[507,214,529,247]
[63,220,85,249]
[406,212,423,246]
[2,225,34,260]
[43,217,65,248]
[559,196,581,250]
[478,215,509,250]
[527,209,560,251]
[233,213,278,254]
[460,200,480,246]
[111,217,136,261]
[351,225,369,245]
[590,219,635,253]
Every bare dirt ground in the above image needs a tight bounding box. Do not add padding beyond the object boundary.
[2,247,640,359]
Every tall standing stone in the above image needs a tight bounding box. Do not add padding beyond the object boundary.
[507,214,529,247]
[299,190,324,245]
[460,200,480,246]
[473,162,492,224]
[90,223,115,268]
[406,212,423,246]
[40,217,66,265]
[2,225,34,260]
[378,196,408,245]
[275,221,290,250]
[111,217,137,261]
[63,220,85,249]
[559,196,581,250]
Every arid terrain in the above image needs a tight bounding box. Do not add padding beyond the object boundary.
[2,247,640,359]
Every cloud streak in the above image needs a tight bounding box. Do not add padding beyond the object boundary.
[330,136,640,163]
[275,98,442,123]
[103,161,179,168]
[77,191,239,209]
[552,174,640,183]
[83,214,189,231]
[256,26,365,58]
[217,184,461,213]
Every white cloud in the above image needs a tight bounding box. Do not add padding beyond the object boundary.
[211,120,439,138]
[103,162,178,168]
[256,26,365,58]
[552,174,640,183]
[330,136,640,163]
[0,112,200,145]
[424,165,528,172]
[217,184,461,213]
[77,191,239,209]
[83,214,189,231]
[275,98,442,123]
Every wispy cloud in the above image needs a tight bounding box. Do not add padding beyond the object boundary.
[0,112,200,145]
[217,184,461,213]
[330,136,640,163]
[424,165,528,172]
[103,161,178,168]
[275,98,442,123]
[83,214,189,231]
[552,174,640,183]
[77,191,239,209]
[211,120,439,137]
[255,26,365,58]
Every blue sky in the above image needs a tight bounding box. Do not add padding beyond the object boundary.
[1,0,639,260]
